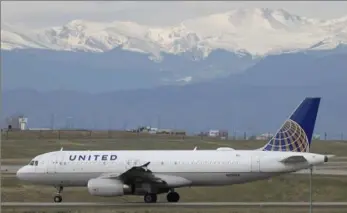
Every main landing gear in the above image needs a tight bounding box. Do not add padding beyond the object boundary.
[53,186,63,203]
[167,191,180,203]
[144,193,157,203]
[143,191,180,203]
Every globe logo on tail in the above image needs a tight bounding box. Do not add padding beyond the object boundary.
[263,119,310,152]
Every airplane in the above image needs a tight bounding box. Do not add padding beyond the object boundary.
[16,97,331,203]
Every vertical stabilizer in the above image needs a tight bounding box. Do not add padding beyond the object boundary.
[261,97,321,152]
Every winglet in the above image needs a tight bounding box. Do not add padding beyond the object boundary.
[60,147,63,151]
[193,146,197,151]
[141,162,150,168]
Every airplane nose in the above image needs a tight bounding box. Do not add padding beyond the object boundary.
[16,167,25,180]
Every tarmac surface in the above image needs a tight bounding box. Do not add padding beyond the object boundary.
[295,169,347,176]
[2,202,347,208]
[1,165,21,173]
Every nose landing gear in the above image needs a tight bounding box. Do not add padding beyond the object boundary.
[53,186,63,203]
[53,195,62,203]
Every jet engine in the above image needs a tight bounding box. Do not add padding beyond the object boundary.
[87,178,132,197]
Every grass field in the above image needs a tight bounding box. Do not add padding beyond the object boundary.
[2,131,347,159]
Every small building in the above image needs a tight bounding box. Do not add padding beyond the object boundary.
[219,130,229,138]
[171,130,186,135]
[208,129,228,139]
[6,115,28,130]
[208,130,220,137]
[256,133,273,140]
[148,127,158,134]
[18,117,28,130]
[312,134,321,140]
[157,129,173,134]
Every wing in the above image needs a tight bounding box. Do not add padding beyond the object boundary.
[99,162,164,185]
[97,161,192,188]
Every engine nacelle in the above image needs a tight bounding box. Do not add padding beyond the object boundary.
[87,178,131,197]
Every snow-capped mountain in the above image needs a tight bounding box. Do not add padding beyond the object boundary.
[2,8,347,58]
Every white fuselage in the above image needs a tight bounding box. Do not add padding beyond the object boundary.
[17,150,326,188]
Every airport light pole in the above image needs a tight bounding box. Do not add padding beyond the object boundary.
[309,166,313,213]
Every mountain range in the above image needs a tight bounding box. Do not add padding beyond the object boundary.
[2,8,347,134]
[2,8,347,56]
[2,8,347,91]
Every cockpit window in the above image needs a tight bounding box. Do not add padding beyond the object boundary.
[29,160,38,166]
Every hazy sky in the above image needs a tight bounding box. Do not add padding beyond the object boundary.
[2,1,347,29]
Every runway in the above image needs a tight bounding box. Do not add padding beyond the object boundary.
[295,169,347,176]
[2,202,347,208]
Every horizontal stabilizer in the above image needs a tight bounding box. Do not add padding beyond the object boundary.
[280,155,308,164]
[326,154,335,159]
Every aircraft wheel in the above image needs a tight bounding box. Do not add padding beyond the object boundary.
[53,195,62,203]
[167,192,180,202]
[144,193,157,203]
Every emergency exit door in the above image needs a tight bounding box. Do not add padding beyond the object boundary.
[46,153,56,174]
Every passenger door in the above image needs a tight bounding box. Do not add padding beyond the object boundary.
[55,152,66,173]
[46,152,65,174]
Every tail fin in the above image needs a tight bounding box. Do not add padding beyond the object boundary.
[261,97,321,152]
